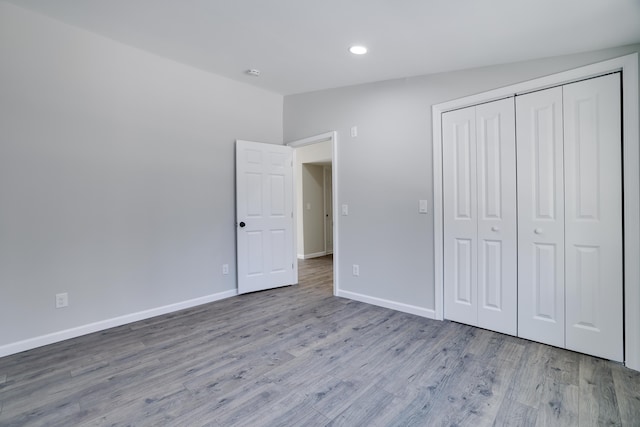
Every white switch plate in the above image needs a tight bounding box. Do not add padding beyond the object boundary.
[350,126,358,137]
[352,264,360,276]
[419,199,428,214]
[55,293,68,308]
[222,264,229,275]
[306,202,311,210]
[341,204,349,216]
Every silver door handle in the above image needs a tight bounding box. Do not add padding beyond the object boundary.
[491,226,499,232]
[534,228,542,234]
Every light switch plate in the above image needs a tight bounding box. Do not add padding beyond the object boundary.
[341,204,349,216]
[419,200,428,214]
[55,293,68,308]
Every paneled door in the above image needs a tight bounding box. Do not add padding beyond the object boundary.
[516,87,566,348]
[476,99,517,335]
[443,106,478,327]
[563,73,623,361]
[236,140,296,294]
[443,98,517,335]
[517,75,623,360]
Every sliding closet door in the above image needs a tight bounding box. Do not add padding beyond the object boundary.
[443,106,477,326]
[517,87,565,348]
[563,73,623,362]
[476,99,517,335]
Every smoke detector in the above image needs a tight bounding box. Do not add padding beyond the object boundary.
[246,69,261,77]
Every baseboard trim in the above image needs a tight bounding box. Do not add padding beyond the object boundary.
[0,289,238,358]
[298,251,327,260]
[336,290,437,319]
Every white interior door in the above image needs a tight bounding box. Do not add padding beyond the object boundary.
[563,73,623,361]
[476,98,517,336]
[443,106,478,326]
[236,140,296,294]
[516,87,566,348]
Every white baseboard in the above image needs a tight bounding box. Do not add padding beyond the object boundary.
[297,251,327,260]
[336,289,437,320]
[0,289,238,358]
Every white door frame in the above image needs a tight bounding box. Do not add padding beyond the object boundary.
[288,131,339,295]
[432,53,640,370]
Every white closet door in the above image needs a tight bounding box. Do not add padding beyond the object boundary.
[517,87,566,348]
[563,74,623,361]
[476,99,517,336]
[443,106,478,326]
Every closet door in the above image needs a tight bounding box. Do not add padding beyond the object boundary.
[517,87,565,348]
[443,99,517,334]
[443,106,477,326]
[476,99,517,335]
[563,73,623,362]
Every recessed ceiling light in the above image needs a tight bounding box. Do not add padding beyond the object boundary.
[349,45,367,55]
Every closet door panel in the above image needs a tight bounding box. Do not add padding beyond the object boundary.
[563,73,623,361]
[443,106,478,326]
[476,98,517,336]
[516,87,565,348]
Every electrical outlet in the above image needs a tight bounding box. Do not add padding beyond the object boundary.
[222,264,229,275]
[352,264,360,276]
[55,293,68,309]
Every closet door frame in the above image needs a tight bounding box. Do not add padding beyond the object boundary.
[432,53,640,370]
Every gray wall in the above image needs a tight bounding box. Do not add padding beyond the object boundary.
[2,0,639,353]
[284,43,640,312]
[0,3,282,348]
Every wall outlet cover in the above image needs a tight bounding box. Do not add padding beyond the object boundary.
[352,264,360,276]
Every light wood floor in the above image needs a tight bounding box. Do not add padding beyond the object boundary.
[1,256,639,426]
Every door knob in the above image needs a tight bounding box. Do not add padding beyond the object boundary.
[239,221,246,228]
[534,228,542,234]
[491,226,499,232]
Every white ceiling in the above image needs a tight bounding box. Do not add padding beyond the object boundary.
[6,0,640,95]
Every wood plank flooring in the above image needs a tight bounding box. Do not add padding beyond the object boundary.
[1,255,639,426]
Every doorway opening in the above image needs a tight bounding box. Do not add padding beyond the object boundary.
[288,132,338,295]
